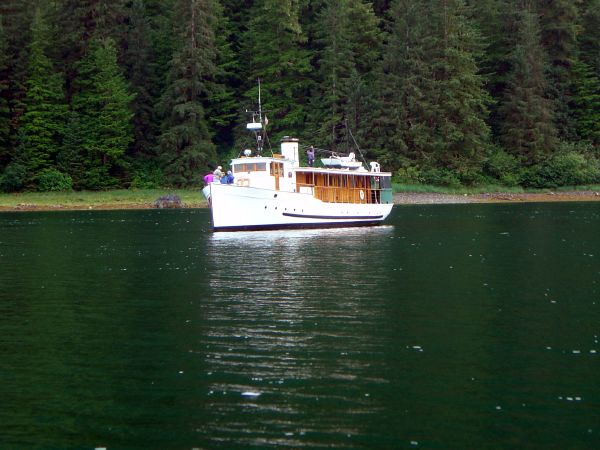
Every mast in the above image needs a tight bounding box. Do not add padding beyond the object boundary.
[246,78,266,155]
[258,78,262,123]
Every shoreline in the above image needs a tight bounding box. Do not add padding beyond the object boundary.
[1,191,600,212]
[393,190,600,204]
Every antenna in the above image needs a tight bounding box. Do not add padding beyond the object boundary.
[258,78,262,122]
[245,79,270,155]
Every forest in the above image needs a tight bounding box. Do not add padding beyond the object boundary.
[0,0,599,192]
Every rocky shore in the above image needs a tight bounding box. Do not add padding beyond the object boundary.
[393,191,600,204]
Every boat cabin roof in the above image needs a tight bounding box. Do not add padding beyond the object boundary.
[230,155,391,176]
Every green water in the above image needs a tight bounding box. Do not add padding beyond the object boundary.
[1,204,599,449]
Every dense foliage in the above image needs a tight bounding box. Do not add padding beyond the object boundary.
[0,0,599,191]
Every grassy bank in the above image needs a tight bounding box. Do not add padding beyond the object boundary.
[0,188,207,210]
[2,184,600,211]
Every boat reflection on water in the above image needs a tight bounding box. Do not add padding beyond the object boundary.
[208,225,395,248]
[206,225,394,303]
[197,225,396,447]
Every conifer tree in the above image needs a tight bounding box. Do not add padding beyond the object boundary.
[0,18,10,169]
[578,0,600,78]
[432,0,491,174]
[206,0,239,155]
[468,0,516,138]
[54,0,128,102]
[71,38,135,189]
[18,7,68,186]
[0,2,33,151]
[571,60,600,145]
[498,7,557,165]
[377,0,490,177]
[157,0,218,187]
[240,0,312,143]
[57,112,87,189]
[313,0,382,150]
[537,0,579,140]
[374,0,427,169]
[124,0,161,160]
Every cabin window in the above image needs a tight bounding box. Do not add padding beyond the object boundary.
[233,162,267,173]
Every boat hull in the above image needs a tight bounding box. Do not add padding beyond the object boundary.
[206,183,393,232]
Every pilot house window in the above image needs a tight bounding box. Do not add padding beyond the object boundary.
[233,162,267,173]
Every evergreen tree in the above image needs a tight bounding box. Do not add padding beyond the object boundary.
[72,38,135,189]
[467,0,515,138]
[124,0,161,160]
[0,2,34,152]
[206,0,239,155]
[573,0,600,147]
[0,18,10,169]
[240,0,312,143]
[376,0,490,178]
[157,0,218,187]
[578,0,600,78]
[571,60,600,145]
[54,0,128,102]
[432,0,491,174]
[537,0,579,140]
[57,112,87,189]
[498,7,557,165]
[18,7,68,186]
[374,0,426,169]
[312,0,382,150]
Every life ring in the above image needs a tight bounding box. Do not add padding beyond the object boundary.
[359,189,365,200]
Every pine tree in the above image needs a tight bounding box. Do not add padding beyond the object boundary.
[499,7,557,165]
[0,18,10,169]
[54,0,128,102]
[240,0,312,143]
[578,0,600,78]
[0,2,34,152]
[432,0,491,174]
[374,0,427,169]
[206,0,239,155]
[571,60,600,145]
[72,38,135,189]
[467,0,516,138]
[537,0,579,140]
[157,0,218,187]
[124,0,161,160]
[312,0,382,150]
[57,112,87,189]
[17,7,68,186]
[376,0,490,177]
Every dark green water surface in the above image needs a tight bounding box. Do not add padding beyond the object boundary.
[1,204,600,449]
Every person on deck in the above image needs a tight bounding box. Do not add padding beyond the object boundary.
[203,172,214,185]
[213,166,224,181]
[307,146,315,167]
[221,170,234,184]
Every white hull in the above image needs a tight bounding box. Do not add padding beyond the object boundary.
[206,183,393,231]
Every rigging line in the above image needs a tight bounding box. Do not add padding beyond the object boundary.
[263,128,273,155]
[346,121,368,167]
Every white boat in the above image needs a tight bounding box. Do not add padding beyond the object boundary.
[202,87,393,232]
[320,152,363,170]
